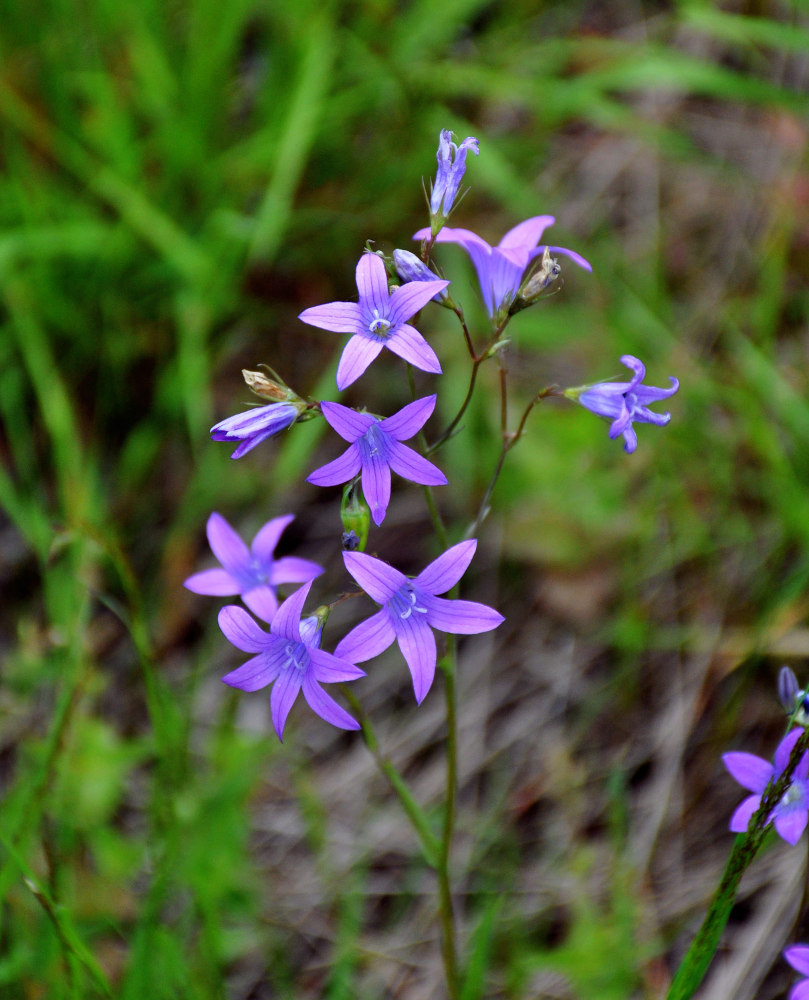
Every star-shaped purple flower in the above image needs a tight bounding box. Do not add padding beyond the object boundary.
[723,728,809,845]
[430,130,479,218]
[184,512,323,622]
[335,540,504,704]
[413,216,591,320]
[211,401,298,459]
[307,396,447,526]
[218,581,364,741]
[784,944,809,1000]
[566,355,679,454]
[298,252,449,390]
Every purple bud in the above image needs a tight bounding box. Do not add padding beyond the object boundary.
[430,130,479,219]
[392,249,448,303]
[780,666,800,711]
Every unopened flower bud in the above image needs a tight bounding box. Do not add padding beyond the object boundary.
[430,130,479,232]
[779,666,809,726]
[779,666,800,711]
[392,249,449,304]
[340,483,370,552]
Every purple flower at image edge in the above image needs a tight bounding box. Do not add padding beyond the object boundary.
[184,512,323,622]
[569,355,679,454]
[430,130,479,218]
[218,581,364,741]
[211,401,298,458]
[784,945,809,1000]
[298,251,449,390]
[723,728,809,845]
[413,216,591,319]
[307,395,447,525]
[335,540,504,704]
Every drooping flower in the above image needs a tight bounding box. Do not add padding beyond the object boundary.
[218,581,364,741]
[298,252,449,391]
[413,216,591,320]
[564,355,679,454]
[392,249,448,304]
[211,401,299,459]
[185,512,323,622]
[307,396,447,526]
[784,944,809,1000]
[430,130,479,219]
[335,541,504,703]
[723,728,809,845]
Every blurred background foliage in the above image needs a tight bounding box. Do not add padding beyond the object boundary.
[1,0,809,996]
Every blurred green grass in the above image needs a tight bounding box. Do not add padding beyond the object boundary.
[1,0,809,996]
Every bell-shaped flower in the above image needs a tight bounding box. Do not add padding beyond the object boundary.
[335,540,504,704]
[184,512,323,622]
[413,216,591,320]
[211,401,299,459]
[565,354,679,454]
[298,252,448,390]
[723,728,809,845]
[307,396,447,526]
[218,581,364,741]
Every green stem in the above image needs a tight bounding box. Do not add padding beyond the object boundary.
[667,728,809,999]
[428,356,482,455]
[437,642,461,1000]
[340,687,439,868]
[427,313,508,456]
[0,832,113,997]
[465,386,556,540]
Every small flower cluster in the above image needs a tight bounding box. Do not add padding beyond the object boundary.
[185,129,680,741]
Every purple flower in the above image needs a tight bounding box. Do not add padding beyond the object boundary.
[413,216,591,320]
[566,355,679,454]
[430,130,479,218]
[784,945,809,1000]
[307,396,447,526]
[211,402,298,459]
[184,512,323,622]
[335,541,504,704]
[392,249,448,303]
[218,581,364,741]
[723,728,809,845]
[298,252,449,391]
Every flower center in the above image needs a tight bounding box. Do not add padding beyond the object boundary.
[392,585,428,621]
[368,309,392,339]
[362,422,386,458]
[284,642,309,672]
[623,390,639,415]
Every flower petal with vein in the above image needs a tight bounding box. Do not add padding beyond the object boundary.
[218,581,364,741]
[307,396,447,525]
[413,216,591,320]
[567,355,679,454]
[723,728,809,845]
[335,541,504,704]
[184,512,323,622]
[298,252,449,390]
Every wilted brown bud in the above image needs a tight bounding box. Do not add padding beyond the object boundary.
[242,369,287,400]
[520,248,562,300]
